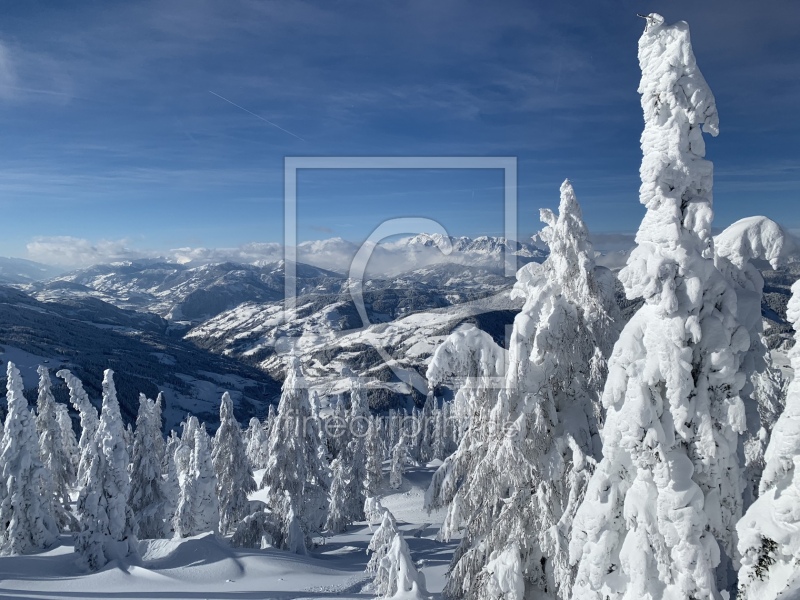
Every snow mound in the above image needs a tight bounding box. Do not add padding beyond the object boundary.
[715,216,799,269]
[139,532,244,582]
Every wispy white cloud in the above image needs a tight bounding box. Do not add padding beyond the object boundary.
[0,41,19,99]
[169,243,283,266]
[26,236,150,268]
[25,233,540,276]
[26,236,286,268]
[0,37,77,104]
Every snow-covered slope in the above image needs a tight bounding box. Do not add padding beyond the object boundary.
[0,463,455,600]
[188,288,521,411]
[0,285,279,430]
[23,234,545,318]
[29,260,346,324]
[10,228,796,415]
[0,256,63,284]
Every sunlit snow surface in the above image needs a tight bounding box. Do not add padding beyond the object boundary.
[0,464,453,599]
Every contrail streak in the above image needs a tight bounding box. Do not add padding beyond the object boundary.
[209,90,306,142]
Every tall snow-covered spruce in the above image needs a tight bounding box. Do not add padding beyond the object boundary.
[35,366,76,531]
[55,402,79,477]
[736,279,800,599]
[162,430,181,536]
[212,392,255,535]
[325,457,352,534]
[365,415,384,496]
[389,432,407,491]
[244,417,268,470]
[715,216,794,506]
[425,326,507,535]
[0,362,58,555]
[58,369,99,485]
[75,370,137,570]
[174,424,219,537]
[259,357,329,551]
[429,179,619,600]
[570,14,749,600]
[128,394,167,539]
[344,376,370,521]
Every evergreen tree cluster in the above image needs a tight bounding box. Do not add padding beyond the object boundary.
[418,13,800,600]
[0,353,460,574]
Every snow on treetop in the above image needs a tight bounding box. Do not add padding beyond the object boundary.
[639,13,719,137]
[715,216,799,269]
[621,12,720,310]
[425,325,505,386]
[5,361,25,410]
[529,178,595,304]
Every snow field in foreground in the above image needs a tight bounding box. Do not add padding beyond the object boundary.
[0,464,454,600]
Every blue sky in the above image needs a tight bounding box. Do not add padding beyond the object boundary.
[0,0,798,265]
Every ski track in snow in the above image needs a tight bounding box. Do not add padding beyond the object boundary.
[0,464,456,599]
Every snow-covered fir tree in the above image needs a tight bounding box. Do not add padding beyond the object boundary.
[430,179,619,600]
[161,430,181,537]
[344,376,370,521]
[180,415,199,451]
[387,409,400,459]
[123,422,134,460]
[389,433,407,490]
[365,415,384,496]
[367,507,399,576]
[175,415,199,481]
[265,402,277,437]
[230,507,282,549]
[244,417,267,470]
[420,393,435,463]
[174,424,219,537]
[55,402,79,478]
[57,369,99,484]
[259,357,329,551]
[364,496,386,530]
[0,362,58,555]
[715,216,794,507]
[212,392,255,535]
[152,393,165,459]
[375,531,428,599]
[444,401,460,452]
[737,279,800,599]
[431,403,447,461]
[425,327,507,550]
[409,407,423,464]
[259,404,278,468]
[35,366,75,531]
[570,14,750,600]
[310,391,328,463]
[75,370,137,570]
[329,398,348,458]
[325,457,352,533]
[128,394,167,539]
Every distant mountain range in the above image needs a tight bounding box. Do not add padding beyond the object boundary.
[0,285,279,431]
[28,260,345,324]
[1,233,797,424]
[0,257,64,285]
[4,235,542,418]
[22,234,545,324]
